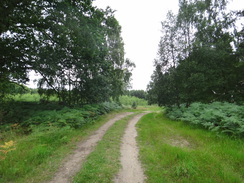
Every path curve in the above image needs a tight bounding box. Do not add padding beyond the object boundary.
[45,112,133,183]
[114,113,146,183]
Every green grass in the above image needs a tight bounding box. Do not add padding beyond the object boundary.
[137,112,244,183]
[0,111,126,183]
[72,113,137,183]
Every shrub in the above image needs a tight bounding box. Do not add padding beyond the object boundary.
[119,95,147,106]
[165,102,244,137]
[131,101,137,109]
[0,101,122,133]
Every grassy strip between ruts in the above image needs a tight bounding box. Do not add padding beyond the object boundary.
[72,113,138,183]
[136,112,244,183]
[0,111,130,183]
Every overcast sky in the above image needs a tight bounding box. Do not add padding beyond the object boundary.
[27,0,243,89]
[93,0,179,90]
[93,0,243,91]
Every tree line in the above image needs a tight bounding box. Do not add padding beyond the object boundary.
[0,0,135,105]
[148,0,244,107]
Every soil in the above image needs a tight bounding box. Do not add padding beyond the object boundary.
[44,112,133,183]
[114,113,146,183]
[167,136,191,148]
[169,138,191,148]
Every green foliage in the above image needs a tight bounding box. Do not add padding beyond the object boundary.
[125,90,148,100]
[131,101,137,109]
[0,101,122,134]
[17,93,39,102]
[0,0,135,105]
[147,0,244,106]
[137,113,244,183]
[166,102,244,137]
[0,109,126,183]
[0,125,74,182]
[119,95,147,106]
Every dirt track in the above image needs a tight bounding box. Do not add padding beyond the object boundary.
[45,112,133,183]
[114,113,146,183]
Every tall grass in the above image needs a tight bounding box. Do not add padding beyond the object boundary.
[0,111,126,183]
[119,95,147,106]
[0,97,124,182]
[137,113,244,183]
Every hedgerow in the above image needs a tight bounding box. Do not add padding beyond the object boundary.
[166,102,244,137]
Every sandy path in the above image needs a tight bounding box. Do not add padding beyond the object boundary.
[114,113,146,183]
[45,112,133,183]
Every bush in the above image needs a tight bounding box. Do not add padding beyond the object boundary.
[131,101,137,109]
[0,101,122,133]
[119,95,147,106]
[166,102,244,137]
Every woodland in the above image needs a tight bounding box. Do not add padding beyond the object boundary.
[0,0,243,136]
[147,0,244,107]
[0,0,135,106]
[0,1,244,182]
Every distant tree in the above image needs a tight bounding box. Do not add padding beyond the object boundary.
[126,90,147,100]
[148,0,244,106]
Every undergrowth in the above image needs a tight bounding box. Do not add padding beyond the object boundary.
[0,101,122,133]
[166,102,244,137]
[0,110,125,183]
[137,113,244,183]
[119,95,147,106]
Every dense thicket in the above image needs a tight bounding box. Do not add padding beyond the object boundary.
[0,101,122,130]
[0,0,134,105]
[147,0,244,106]
[166,102,244,137]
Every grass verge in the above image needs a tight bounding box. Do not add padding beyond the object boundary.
[0,111,125,183]
[137,112,244,183]
[72,113,137,183]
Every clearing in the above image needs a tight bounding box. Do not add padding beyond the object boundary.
[136,112,244,183]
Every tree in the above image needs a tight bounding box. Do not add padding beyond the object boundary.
[148,0,243,106]
[0,0,135,105]
[126,90,147,100]
[0,0,45,99]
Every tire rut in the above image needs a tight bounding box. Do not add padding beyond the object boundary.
[44,112,133,183]
[114,113,147,183]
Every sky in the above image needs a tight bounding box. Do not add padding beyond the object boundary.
[93,0,243,91]
[27,0,243,90]
[93,0,179,90]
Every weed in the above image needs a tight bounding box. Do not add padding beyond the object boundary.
[174,161,196,178]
